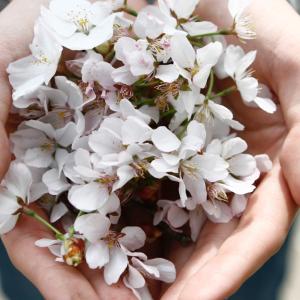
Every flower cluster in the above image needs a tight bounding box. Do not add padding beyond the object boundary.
[1,0,274,298]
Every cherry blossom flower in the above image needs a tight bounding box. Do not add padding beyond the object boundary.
[0,162,32,234]
[77,219,147,285]
[7,21,62,100]
[228,0,256,40]
[133,5,176,39]
[160,0,200,20]
[124,256,176,300]
[113,37,155,84]
[170,34,223,89]
[224,45,276,113]
[41,0,116,50]
[10,120,80,168]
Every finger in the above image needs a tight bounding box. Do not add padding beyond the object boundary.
[280,124,300,205]
[2,206,99,300]
[0,0,54,179]
[162,220,238,300]
[178,163,297,300]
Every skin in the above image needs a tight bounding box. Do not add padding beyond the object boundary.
[163,0,300,299]
[0,0,300,299]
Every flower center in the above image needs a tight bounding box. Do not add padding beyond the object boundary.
[194,103,212,123]
[34,53,51,65]
[76,17,90,33]
[191,65,200,77]
[207,184,228,203]
[67,8,92,34]
[181,161,199,177]
[40,141,55,152]
[102,231,126,249]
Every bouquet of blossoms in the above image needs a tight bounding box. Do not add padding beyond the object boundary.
[0,0,275,298]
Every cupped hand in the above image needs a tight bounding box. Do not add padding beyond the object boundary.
[162,1,300,299]
[2,0,300,300]
[0,0,151,299]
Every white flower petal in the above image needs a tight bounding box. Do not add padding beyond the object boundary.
[35,238,59,248]
[113,166,136,191]
[237,77,258,103]
[125,265,146,289]
[254,97,277,114]
[122,117,152,145]
[224,45,245,78]
[5,162,32,200]
[151,158,178,174]
[50,202,68,223]
[182,21,218,36]
[120,227,146,251]
[172,0,199,19]
[228,154,256,177]
[0,189,20,214]
[192,154,229,182]
[183,174,207,204]
[144,258,176,283]
[86,241,110,269]
[167,205,189,228]
[196,41,223,68]
[104,247,128,285]
[68,183,109,212]
[228,0,251,18]
[24,147,54,168]
[74,213,110,243]
[231,194,248,216]
[203,201,233,223]
[255,154,272,173]
[222,137,247,159]
[152,127,181,153]
[42,169,70,196]
[119,99,151,124]
[220,175,255,195]
[189,208,206,241]
[98,193,120,217]
[155,64,179,83]
[0,214,19,235]
[170,34,195,69]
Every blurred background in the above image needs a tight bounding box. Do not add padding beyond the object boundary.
[0,0,300,299]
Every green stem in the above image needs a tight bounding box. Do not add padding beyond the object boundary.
[189,29,233,40]
[123,6,138,17]
[189,39,204,47]
[105,50,115,62]
[135,98,155,107]
[161,108,176,119]
[77,211,85,218]
[208,85,237,101]
[206,71,215,99]
[23,207,65,240]
[134,79,161,88]
[178,121,189,139]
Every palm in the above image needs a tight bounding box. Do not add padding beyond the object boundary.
[0,0,152,299]
[162,54,298,299]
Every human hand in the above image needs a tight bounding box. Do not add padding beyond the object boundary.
[0,1,154,299]
[162,1,300,299]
